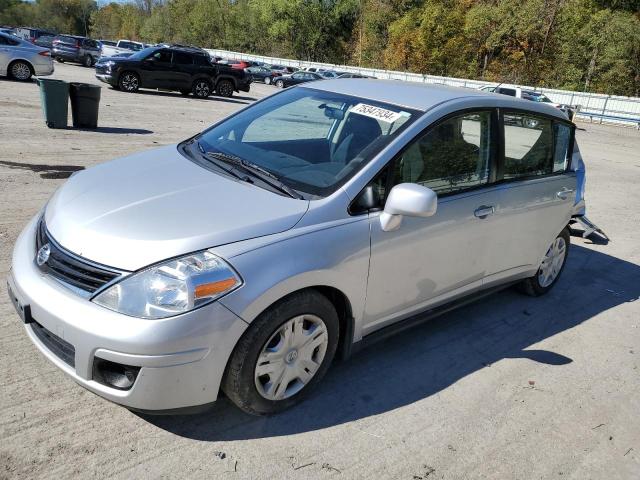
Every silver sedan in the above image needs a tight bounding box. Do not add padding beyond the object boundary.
[0,31,53,81]
[9,80,580,415]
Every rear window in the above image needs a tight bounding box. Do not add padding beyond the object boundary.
[57,36,80,45]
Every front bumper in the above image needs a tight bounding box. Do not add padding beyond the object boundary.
[8,215,248,411]
[95,73,117,86]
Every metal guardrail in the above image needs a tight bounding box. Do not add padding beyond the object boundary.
[207,48,640,128]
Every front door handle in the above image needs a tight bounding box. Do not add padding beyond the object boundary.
[556,187,575,200]
[474,205,494,218]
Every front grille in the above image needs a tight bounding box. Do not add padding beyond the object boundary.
[36,219,122,295]
[31,320,75,368]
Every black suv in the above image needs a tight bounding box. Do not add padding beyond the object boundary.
[95,45,251,98]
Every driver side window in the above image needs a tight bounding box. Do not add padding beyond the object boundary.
[149,50,172,63]
[390,111,493,195]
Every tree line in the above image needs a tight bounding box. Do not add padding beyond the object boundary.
[1,0,639,96]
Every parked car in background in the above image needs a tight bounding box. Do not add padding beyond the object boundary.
[98,40,117,48]
[8,80,581,415]
[245,65,281,85]
[269,64,296,74]
[0,31,53,81]
[338,73,372,79]
[33,35,54,50]
[319,71,340,79]
[95,45,251,98]
[52,35,100,67]
[274,71,322,88]
[480,85,576,119]
[13,27,55,44]
[0,27,16,36]
[101,39,145,58]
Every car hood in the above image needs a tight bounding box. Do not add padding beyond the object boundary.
[45,145,309,271]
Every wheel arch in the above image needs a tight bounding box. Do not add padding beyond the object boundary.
[215,74,238,90]
[8,58,34,75]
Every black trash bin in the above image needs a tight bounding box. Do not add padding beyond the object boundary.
[37,78,70,129]
[69,83,102,129]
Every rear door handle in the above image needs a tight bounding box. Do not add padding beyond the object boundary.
[474,205,494,218]
[556,187,575,200]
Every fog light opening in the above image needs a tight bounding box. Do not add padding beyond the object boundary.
[93,357,141,391]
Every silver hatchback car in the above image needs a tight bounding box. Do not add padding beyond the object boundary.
[9,80,582,415]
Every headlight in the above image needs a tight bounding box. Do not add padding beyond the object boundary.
[92,251,242,319]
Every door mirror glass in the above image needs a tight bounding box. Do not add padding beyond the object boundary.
[380,183,437,232]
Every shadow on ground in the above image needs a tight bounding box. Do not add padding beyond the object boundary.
[75,126,153,134]
[141,244,639,440]
[0,160,84,179]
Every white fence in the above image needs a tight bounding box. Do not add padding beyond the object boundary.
[207,48,640,128]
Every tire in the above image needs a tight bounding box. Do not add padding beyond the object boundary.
[56,57,64,63]
[222,290,339,416]
[216,79,234,98]
[518,227,570,297]
[9,61,32,81]
[118,72,140,93]
[264,76,271,85]
[83,55,93,68]
[275,79,284,88]
[192,79,212,98]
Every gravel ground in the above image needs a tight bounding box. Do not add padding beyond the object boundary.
[1,63,639,479]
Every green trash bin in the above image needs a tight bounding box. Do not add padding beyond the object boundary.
[69,82,102,129]
[36,78,69,129]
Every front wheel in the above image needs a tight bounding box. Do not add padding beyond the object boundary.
[264,76,271,85]
[222,290,339,415]
[118,72,140,92]
[192,79,212,98]
[275,79,284,88]
[83,55,93,67]
[518,228,570,296]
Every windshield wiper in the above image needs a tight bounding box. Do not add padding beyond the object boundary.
[205,150,304,200]
[194,140,249,182]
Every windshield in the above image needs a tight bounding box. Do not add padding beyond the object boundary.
[128,47,158,60]
[193,87,417,197]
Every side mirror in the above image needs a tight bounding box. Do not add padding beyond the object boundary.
[380,183,437,232]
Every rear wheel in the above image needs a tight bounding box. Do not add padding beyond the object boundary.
[222,290,339,415]
[192,79,212,98]
[83,55,93,67]
[118,72,140,92]
[264,76,271,85]
[56,57,65,63]
[518,228,570,296]
[9,61,32,81]
[216,79,234,98]
[275,79,284,88]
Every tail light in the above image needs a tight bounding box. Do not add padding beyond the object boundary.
[38,51,51,57]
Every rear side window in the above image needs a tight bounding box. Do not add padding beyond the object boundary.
[553,123,572,172]
[194,55,210,66]
[498,88,516,96]
[173,52,193,65]
[503,113,553,179]
[391,111,493,195]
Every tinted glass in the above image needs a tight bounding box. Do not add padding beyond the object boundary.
[498,88,516,96]
[391,111,492,194]
[196,87,417,197]
[503,113,553,179]
[553,123,572,172]
[194,55,210,66]
[173,52,193,65]
[149,49,172,63]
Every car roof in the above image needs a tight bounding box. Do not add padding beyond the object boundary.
[307,79,566,119]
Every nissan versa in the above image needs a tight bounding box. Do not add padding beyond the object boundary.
[8,80,586,415]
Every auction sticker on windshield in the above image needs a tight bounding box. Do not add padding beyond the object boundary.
[351,103,403,123]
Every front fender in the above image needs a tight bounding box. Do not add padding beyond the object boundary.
[218,217,371,342]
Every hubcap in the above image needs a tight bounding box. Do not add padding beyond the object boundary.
[254,314,328,401]
[122,74,138,91]
[195,82,210,97]
[12,63,30,80]
[538,236,566,287]
[219,82,232,96]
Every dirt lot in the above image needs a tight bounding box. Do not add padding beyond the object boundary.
[1,63,639,479]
